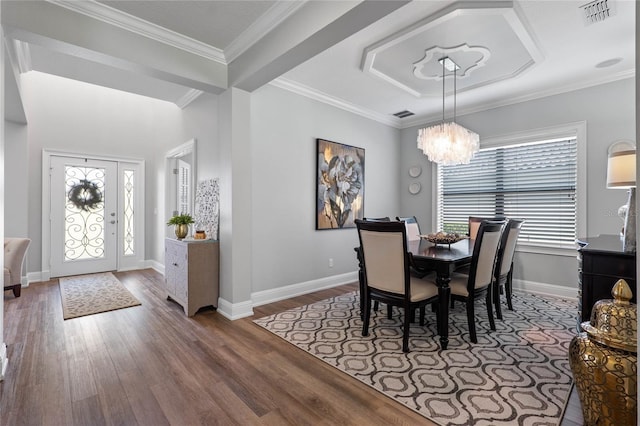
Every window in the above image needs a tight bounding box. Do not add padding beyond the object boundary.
[123,169,135,256]
[436,123,586,252]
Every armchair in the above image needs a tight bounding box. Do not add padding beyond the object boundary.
[4,238,31,297]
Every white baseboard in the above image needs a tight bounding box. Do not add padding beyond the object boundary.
[512,278,578,300]
[217,297,254,320]
[27,271,46,284]
[0,343,8,381]
[216,271,358,320]
[147,259,164,275]
[251,271,358,307]
[21,265,577,319]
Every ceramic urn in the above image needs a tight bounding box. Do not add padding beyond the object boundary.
[568,279,637,426]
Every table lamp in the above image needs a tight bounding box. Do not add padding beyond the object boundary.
[606,140,636,252]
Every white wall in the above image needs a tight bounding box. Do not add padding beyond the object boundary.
[250,84,400,293]
[154,93,220,263]
[4,120,28,239]
[399,78,636,289]
[12,72,220,274]
[7,70,633,302]
[183,93,219,182]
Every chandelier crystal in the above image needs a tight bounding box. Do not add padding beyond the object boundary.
[417,56,479,165]
[417,122,479,165]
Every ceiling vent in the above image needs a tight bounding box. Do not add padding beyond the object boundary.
[393,110,415,118]
[580,0,616,25]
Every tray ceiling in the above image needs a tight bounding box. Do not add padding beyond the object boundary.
[3,0,635,128]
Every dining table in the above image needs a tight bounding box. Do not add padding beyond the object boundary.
[355,237,474,350]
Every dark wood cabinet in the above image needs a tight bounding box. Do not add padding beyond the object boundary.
[577,234,636,323]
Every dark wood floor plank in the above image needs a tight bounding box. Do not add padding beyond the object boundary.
[72,395,107,426]
[117,369,171,426]
[38,350,74,425]
[2,269,582,425]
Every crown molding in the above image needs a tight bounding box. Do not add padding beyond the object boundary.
[272,70,635,131]
[270,77,402,128]
[176,89,204,109]
[225,1,307,63]
[48,0,227,64]
[399,69,636,129]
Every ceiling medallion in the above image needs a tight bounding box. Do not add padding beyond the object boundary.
[413,44,491,80]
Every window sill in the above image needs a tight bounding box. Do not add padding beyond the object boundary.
[516,242,579,257]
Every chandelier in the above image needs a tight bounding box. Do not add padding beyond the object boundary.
[417,57,479,165]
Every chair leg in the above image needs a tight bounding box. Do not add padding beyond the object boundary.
[466,299,477,343]
[362,294,371,336]
[486,289,496,331]
[373,301,379,312]
[506,270,514,311]
[402,304,411,353]
[494,281,503,321]
[387,304,393,320]
[5,284,21,297]
[419,306,425,326]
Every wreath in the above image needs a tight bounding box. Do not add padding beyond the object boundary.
[68,179,103,211]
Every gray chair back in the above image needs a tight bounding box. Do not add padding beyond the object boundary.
[497,219,524,278]
[396,216,421,241]
[467,220,505,292]
[357,220,408,295]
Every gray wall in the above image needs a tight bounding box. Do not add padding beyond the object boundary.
[6,68,633,299]
[399,77,635,289]
[4,120,28,239]
[9,72,220,273]
[250,84,400,292]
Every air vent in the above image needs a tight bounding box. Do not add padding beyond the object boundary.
[393,110,415,118]
[581,0,616,25]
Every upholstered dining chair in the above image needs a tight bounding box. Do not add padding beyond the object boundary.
[468,216,492,240]
[396,216,421,241]
[4,238,31,297]
[493,219,524,320]
[397,216,436,282]
[355,219,439,353]
[429,220,506,343]
[360,217,391,316]
[363,216,390,222]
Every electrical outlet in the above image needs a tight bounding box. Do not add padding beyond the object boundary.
[329,258,334,268]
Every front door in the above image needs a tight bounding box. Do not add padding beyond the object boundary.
[49,156,118,277]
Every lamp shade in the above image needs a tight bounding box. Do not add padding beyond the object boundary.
[607,150,636,188]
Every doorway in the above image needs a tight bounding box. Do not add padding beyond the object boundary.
[43,151,145,279]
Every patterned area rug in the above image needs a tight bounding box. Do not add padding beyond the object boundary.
[59,272,141,320]
[254,291,576,426]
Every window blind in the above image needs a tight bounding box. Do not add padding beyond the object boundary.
[437,138,578,246]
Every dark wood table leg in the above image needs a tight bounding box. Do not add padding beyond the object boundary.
[436,274,450,350]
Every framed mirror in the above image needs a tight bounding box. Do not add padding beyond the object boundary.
[165,139,197,226]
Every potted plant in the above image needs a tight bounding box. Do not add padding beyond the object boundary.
[167,214,195,240]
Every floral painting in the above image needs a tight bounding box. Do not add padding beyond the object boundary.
[194,178,220,240]
[316,138,364,230]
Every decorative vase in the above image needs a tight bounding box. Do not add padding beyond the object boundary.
[568,279,637,426]
[174,224,189,240]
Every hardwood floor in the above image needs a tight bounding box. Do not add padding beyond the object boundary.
[2,269,583,425]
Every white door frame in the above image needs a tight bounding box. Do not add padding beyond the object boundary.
[42,150,145,280]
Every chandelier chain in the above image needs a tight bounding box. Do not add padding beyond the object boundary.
[441,56,445,124]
